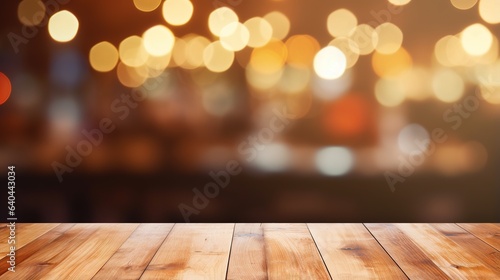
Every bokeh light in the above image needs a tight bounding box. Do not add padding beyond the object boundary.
[374,22,403,54]
[479,0,500,24]
[185,35,211,69]
[252,143,291,172]
[322,94,370,139]
[312,70,353,100]
[48,10,79,43]
[388,0,412,5]
[478,62,500,104]
[142,25,175,56]
[314,46,347,80]
[432,68,465,103]
[203,41,235,73]
[133,0,161,12]
[162,0,193,26]
[450,0,477,10]
[285,35,320,68]
[315,146,354,176]
[349,24,378,55]
[116,62,147,88]
[372,47,412,78]
[329,37,360,68]
[460,24,493,56]
[246,65,283,91]
[89,41,119,72]
[220,22,250,51]
[264,11,290,40]
[208,7,238,37]
[119,35,149,67]
[244,17,273,48]
[326,9,357,38]
[278,65,311,94]
[250,39,287,74]
[17,0,46,26]
[0,72,12,105]
[375,78,405,107]
[397,123,430,155]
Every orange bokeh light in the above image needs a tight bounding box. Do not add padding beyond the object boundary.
[0,72,12,105]
[322,94,371,140]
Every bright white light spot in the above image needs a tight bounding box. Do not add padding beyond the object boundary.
[314,46,347,80]
[315,146,354,176]
[398,124,430,155]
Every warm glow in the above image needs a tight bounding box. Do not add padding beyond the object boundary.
[208,7,238,37]
[329,37,360,68]
[375,78,405,107]
[17,0,46,26]
[142,25,175,56]
[116,62,147,88]
[450,0,477,10]
[244,17,273,48]
[479,0,500,24]
[264,11,290,40]
[432,68,465,103]
[0,72,12,105]
[322,95,370,139]
[374,22,403,54]
[133,0,161,12]
[388,0,412,5]
[250,39,287,74]
[89,42,119,72]
[119,36,149,67]
[349,24,378,55]
[326,9,357,38]
[285,35,320,68]
[246,65,283,91]
[220,22,250,51]
[203,41,235,73]
[278,66,311,94]
[460,24,493,56]
[314,46,347,80]
[162,0,193,26]
[372,47,412,78]
[185,35,211,69]
[48,10,79,42]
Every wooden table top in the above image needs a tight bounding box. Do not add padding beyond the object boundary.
[0,223,499,279]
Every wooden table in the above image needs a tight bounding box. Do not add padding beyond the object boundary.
[0,223,499,279]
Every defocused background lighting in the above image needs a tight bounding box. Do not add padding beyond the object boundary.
[397,123,430,155]
[203,41,234,73]
[478,0,500,24]
[17,0,46,26]
[315,146,354,176]
[263,11,290,40]
[89,42,119,72]
[432,68,465,102]
[460,23,493,56]
[142,25,175,56]
[327,9,358,38]
[48,10,79,43]
[450,0,478,10]
[314,46,347,80]
[134,0,162,12]
[244,17,273,48]
[209,7,238,37]
[0,72,12,105]
[162,0,193,26]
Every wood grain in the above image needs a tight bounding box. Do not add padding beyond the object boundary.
[264,223,331,279]
[458,223,500,251]
[227,223,268,280]
[93,224,174,280]
[365,223,451,280]
[309,223,407,279]
[140,223,234,280]
[0,223,60,257]
[396,223,499,279]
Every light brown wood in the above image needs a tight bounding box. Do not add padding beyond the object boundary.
[140,223,234,280]
[227,223,267,280]
[93,224,174,280]
[0,223,60,257]
[396,223,499,279]
[365,223,451,280]
[458,223,500,251]
[309,223,407,279]
[263,223,331,279]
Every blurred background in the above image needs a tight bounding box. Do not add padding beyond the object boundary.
[0,0,499,222]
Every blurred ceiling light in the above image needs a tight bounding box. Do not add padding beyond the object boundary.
[244,17,273,48]
[17,0,46,26]
[119,35,149,67]
[134,0,161,12]
[162,0,193,26]
[432,68,465,103]
[375,78,405,107]
[450,0,478,10]
[388,0,412,5]
[220,22,250,51]
[479,0,500,24]
[326,9,358,38]
[372,47,412,78]
[250,39,287,74]
[397,123,430,155]
[329,37,360,68]
[374,22,403,54]
[89,41,119,72]
[116,62,147,88]
[208,7,238,37]
[349,24,378,55]
[285,35,320,68]
[315,146,354,176]
[203,41,234,73]
[314,46,347,80]
[142,25,175,56]
[0,72,12,105]
[263,11,290,40]
[460,23,493,56]
[48,10,79,43]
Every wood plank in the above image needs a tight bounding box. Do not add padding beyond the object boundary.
[0,224,75,274]
[396,223,499,279]
[227,223,267,280]
[458,223,500,251]
[0,224,101,280]
[92,224,174,280]
[141,223,234,280]
[365,223,451,280]
[264,223,330,279]
[40,223,138,280]
[308,223,407,279]
[0,223,60,257]
[431,224,500,275]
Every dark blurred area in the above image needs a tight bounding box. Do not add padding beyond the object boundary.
[0,0,499,222]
